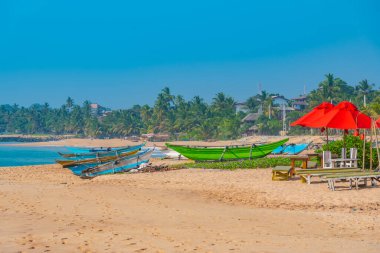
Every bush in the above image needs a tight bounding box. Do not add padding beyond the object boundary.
[320,135,378,169]
[179,157,301,170]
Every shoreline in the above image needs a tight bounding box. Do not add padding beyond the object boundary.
[0,135,331,149]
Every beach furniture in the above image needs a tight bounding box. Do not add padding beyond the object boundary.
[324,172,380,191]
[165,138,288,161]
[307,153,322,166]
[322,151,333,168]
[330,148,358,168]
[272,166,292,181]
[306,161,318,169]
[346,148,358,168]
[287,155,310,175]
[80,148,154,178]
[295,168,361,184]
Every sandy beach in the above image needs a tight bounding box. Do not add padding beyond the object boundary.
[1,162,379,253]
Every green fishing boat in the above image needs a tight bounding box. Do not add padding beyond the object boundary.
[165,138,288,161]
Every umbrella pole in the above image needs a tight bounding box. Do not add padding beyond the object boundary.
[343,130,346,148]
[370,125,373,171]
[362,130,366,171]
[326,127,329,151]
[373,120,380,169]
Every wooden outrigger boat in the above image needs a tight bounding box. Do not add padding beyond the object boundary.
[58,143,145,158]
[80,149,154,178]
[165,139,288,161]
[65,146,118,153]
[56,149,139,168]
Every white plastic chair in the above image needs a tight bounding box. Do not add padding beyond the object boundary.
[346,148,358,168]
[339,148,347,167]
[323,151,333,168]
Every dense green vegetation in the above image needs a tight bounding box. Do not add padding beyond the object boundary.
[244,74,379,136]
[177,157,302,170]
[0,74,378,140]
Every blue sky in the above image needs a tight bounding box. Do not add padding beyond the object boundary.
[1,0,379,108]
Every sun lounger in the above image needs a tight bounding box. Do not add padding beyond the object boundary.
[272,166,292,181]
[295,168,361,184]
[324,172,380,191]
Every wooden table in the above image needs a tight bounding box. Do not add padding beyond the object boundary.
[288,155,309,175]
[306,153,321,165]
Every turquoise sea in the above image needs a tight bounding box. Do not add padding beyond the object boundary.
[0,144,67,167]
[0,144,165,167]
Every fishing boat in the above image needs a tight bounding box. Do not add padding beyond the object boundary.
[271,145,287,155]
[56,149,139,168]
[165,138,288,161]
[65,146,118,153]
[282,143,310,155]
[58,143,145,158]
[80,149,154,178]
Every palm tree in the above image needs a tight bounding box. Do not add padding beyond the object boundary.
[356,79,374,107]
[211,92,235,117]
[65,97,74,111]
[255,91,274,118]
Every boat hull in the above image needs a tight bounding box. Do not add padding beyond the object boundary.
[165,139,288,161]
[56,149,139,168]
[59,143,145,159]
[80,149,154,178]
[282,143,309,155]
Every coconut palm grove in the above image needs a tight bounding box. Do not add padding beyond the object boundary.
[0,74,377,139]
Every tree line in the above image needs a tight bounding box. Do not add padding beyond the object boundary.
[0,74,378,140]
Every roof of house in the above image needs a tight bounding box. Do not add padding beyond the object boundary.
[242,113,260,122]
[292,95,307,101]
[272,95,289,101]
[292,101,308,106]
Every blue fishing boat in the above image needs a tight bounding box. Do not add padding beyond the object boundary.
[282,143,310,155]
[80,149,154,178]
[65,146,117,153]
[271,145,287,154]
[59,143,146,159]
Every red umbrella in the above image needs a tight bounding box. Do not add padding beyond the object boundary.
[307,101,372,129]
[290,102,334,127]
[376,118,380,128]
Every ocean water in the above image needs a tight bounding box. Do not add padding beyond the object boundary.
[0,144,165,167]
[0,145,67,167]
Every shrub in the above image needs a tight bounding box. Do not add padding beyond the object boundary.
[179,157,301,170]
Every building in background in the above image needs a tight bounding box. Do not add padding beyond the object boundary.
[234,102,249,113]
[291,95,308,110]
[90,103,112,117]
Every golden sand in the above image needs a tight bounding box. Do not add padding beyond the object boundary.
[0,162,379,253]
